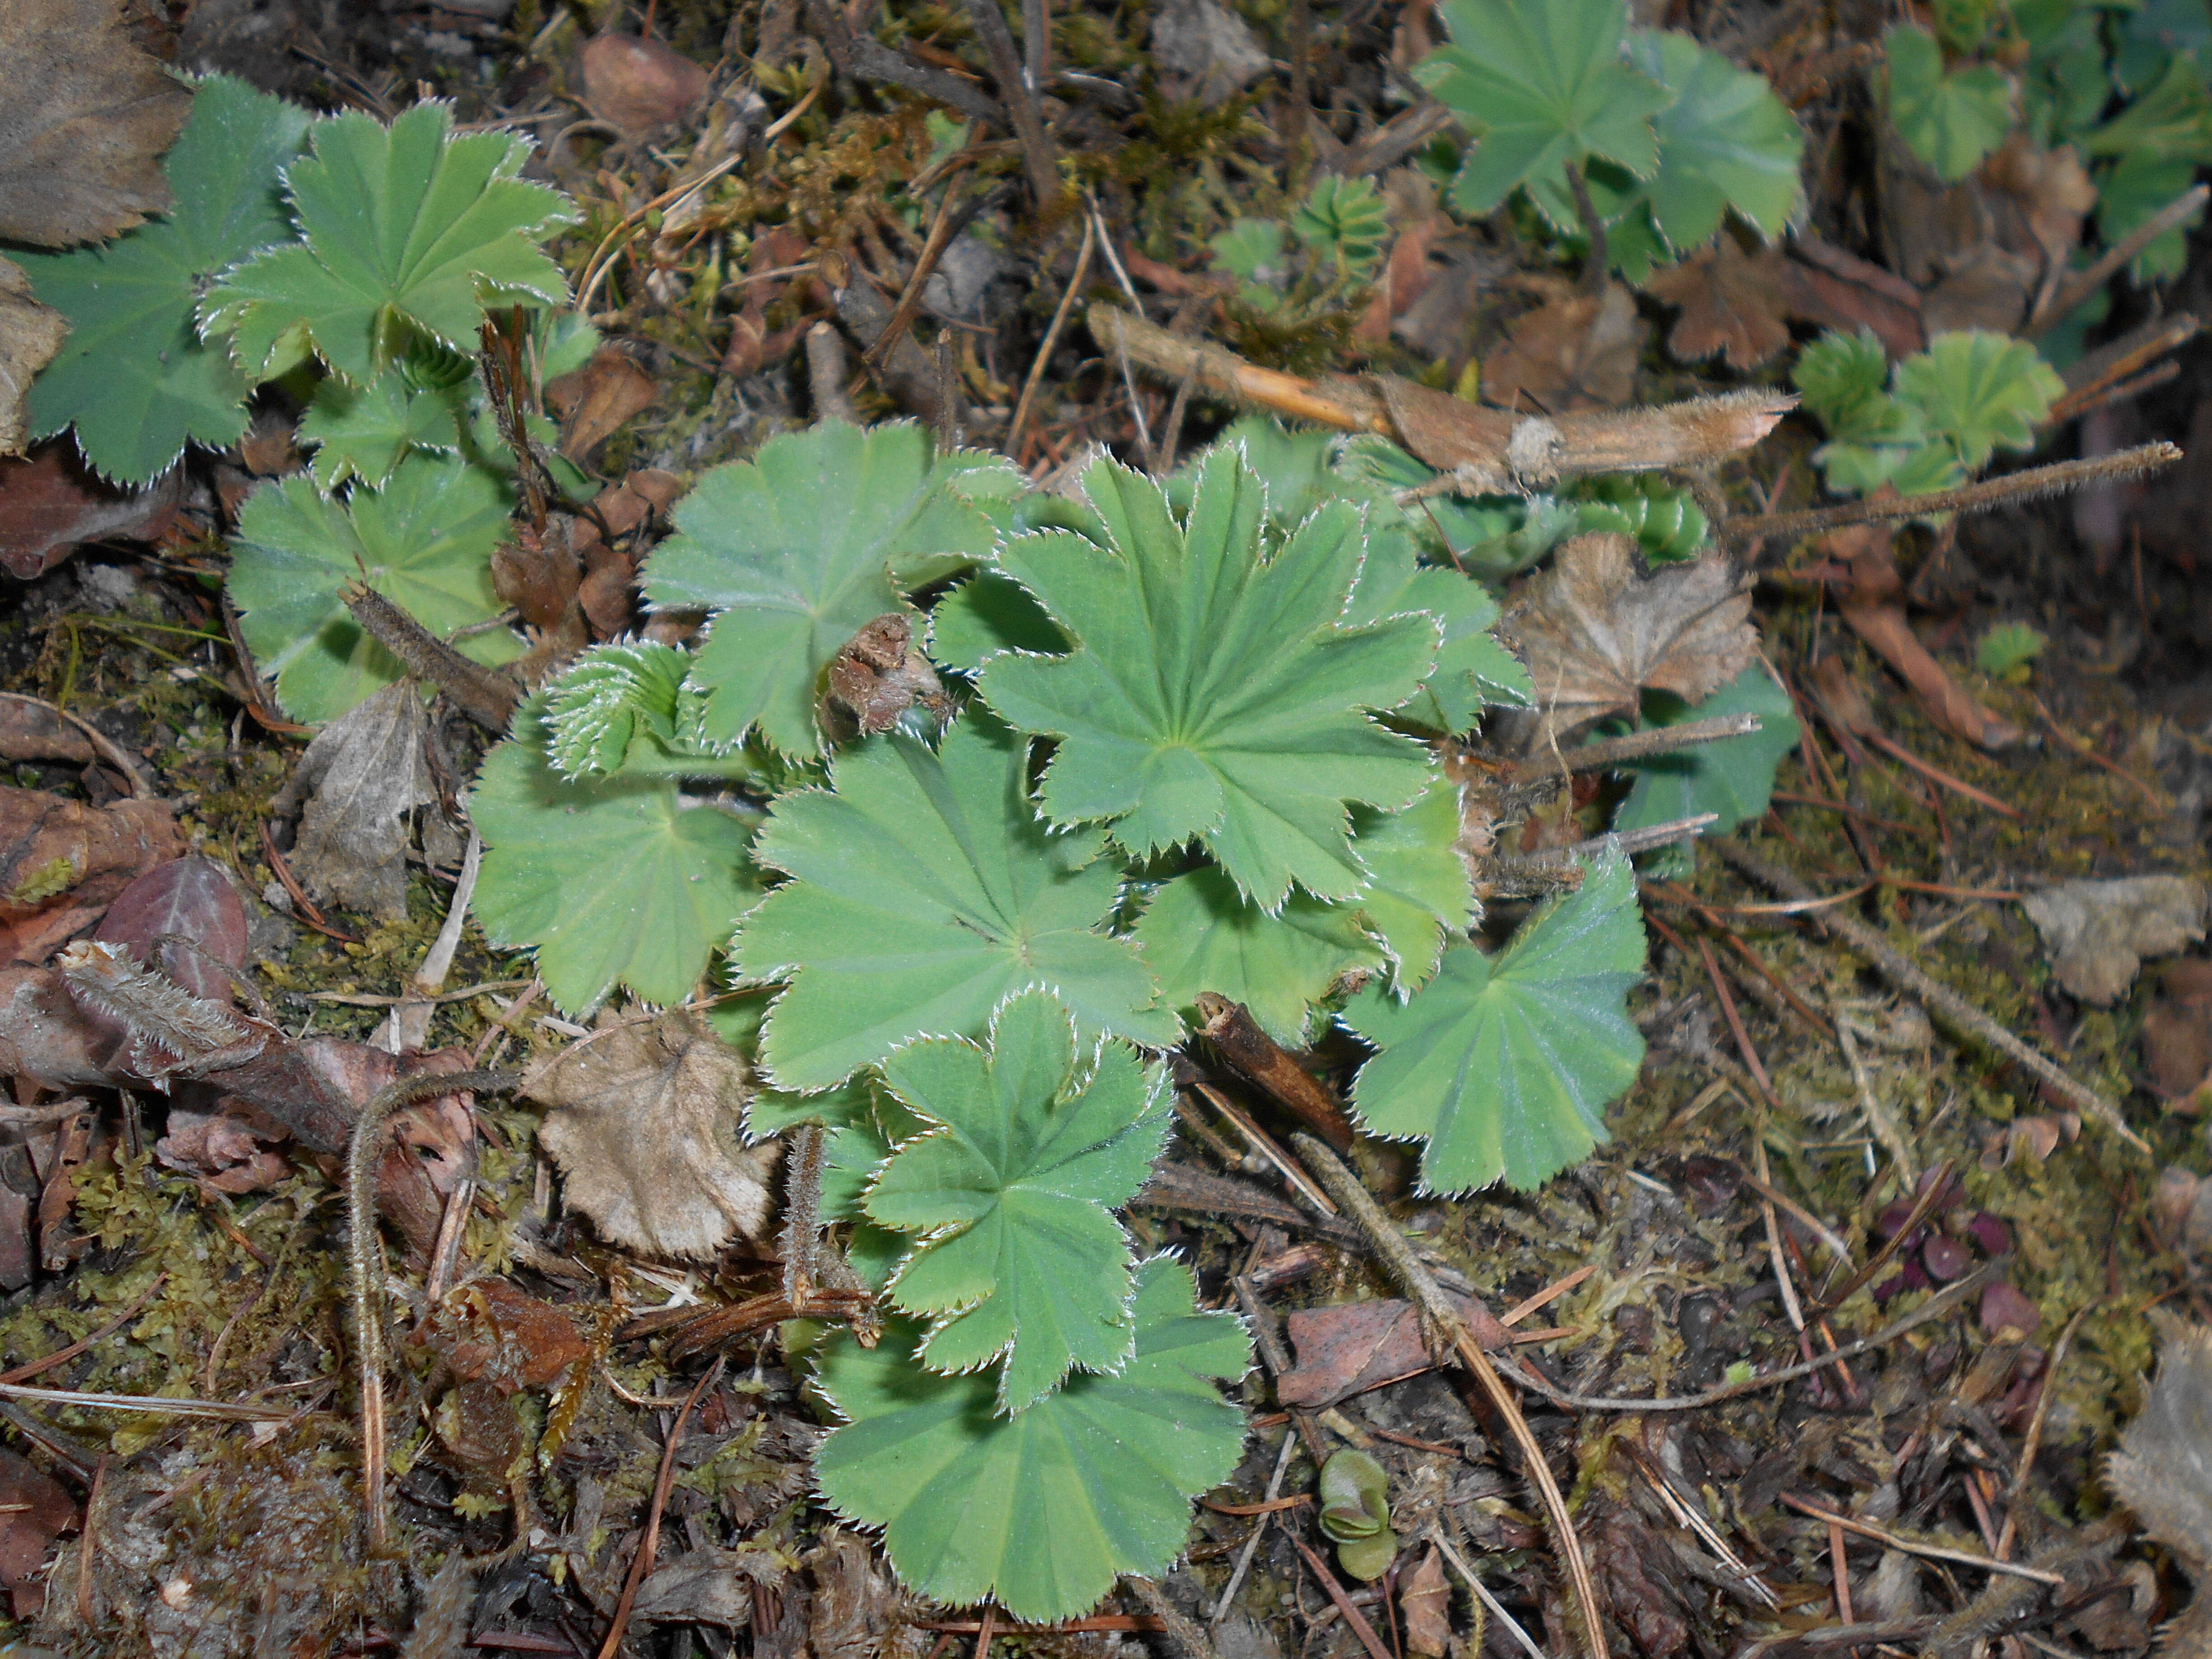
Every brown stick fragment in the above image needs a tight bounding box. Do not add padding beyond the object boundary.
[1708,838,2148,1151]
[1195,993,1355,1152]
[803,0,1006,127]
[807,322,860,424]
[1507,712,1761,784]
[594,1357,726,1659]
[1721,443,2184,547]
[339,583,518,732]
[2028,184,2210,334]
[1322,99,1458,180]
[957,0,1059,206]
[1122,1576,1224,1659]
[829,253,947,423]
[2047,313,2200,420]
[1289,1132,1606,1659]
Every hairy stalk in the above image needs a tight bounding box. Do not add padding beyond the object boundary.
[1507,712,1761,784]
[1708,838,2146,1150]
[1720,443,2183,549]
[349,1067,520,1550]
[338,583,520,732]
[1289,1132,1607,1659]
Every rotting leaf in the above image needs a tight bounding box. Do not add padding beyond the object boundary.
[2104,1319,2212,1659]
[0,260,68,459]
[0,441,183,582]
[1503,532,1757,746]
[269,682,435,923]
[0,1446,74,1619]
[94,855,248,1003]
[2142,958,2212,1105]
[0,789,183,968]
[1481,283,1645,414]
[2020,876,2208,1006]
[1401,1547,1452,1657]
[868,989,1172,1412]
[0,0,191,248]
[1643,240,1793,371]
[526,1008,781,1260]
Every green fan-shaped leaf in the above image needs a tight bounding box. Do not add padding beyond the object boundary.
[1885,24,2016,182]
[1341,526,1532,730]
[813,1254,1251,1621]
[1613,666,1799,874]
[1342,852,1645,1193]
[1292,175,1390,278]
[18,75,311,484]
[735,708,1178,1091]
[226,454,521,723]
[470,702,759,1014]
[978,448,1439,909]
[1893,330,2062,470]
[1622,30,1803,250]
[927,571,1071,671]
[1133,866,1384,1045]
[1416,0,1672,217]
[296,374,463,490]
[1976,621,2048,676]
[868,990,1171,1412]
[644,422,1001,758]
[205,102,578,384]
[1793,329,1917,447]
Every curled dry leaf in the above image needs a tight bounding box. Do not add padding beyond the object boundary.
[0,0,190,248]
[154,1097,292,1195]
[0,259,67,458]
[1504,533,1758,746]
[2105,1321,2212,1658]
[269,682,437,923]
[1643,239,1792,371]
[546,345,659,461]
[1400,1547,1452,1658]
[1481,282,1645,414]
[0,440,182,581]
[414,1278,589,1393]
[580,33,711,137]
[1278,1292,1512,1409]
[2020,876,2208,1006]
[526,1008,780,1259]
[825,613,950,737]
[0,788,183,967]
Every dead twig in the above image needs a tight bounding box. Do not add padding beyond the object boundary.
[1506,712,1761,785]
[1008,216,1096,459]
[1777,1494,2066,1586]
[957,0,1059,205]
[808,322,860,424]
[594,1357,727,1659]
[1708,838,2147,1151]
[1122,1574,1223,1659]
[1195,994,1356,1151]
[2028,185,2210,334]
[1289,1133,1606,1659]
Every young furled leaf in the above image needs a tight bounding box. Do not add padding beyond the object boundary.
[1893,330,2062,471]
[470,702,760,1014]
[1342,852,1645,1193]
[1133,866,1384,1045]
[1885,24,2016,182]
[226,453,521,723]
[1291,175,1390,278]
[1564,474,1709,565]
[644,422,1000,759]
[17,75,311,484]
[1416,0,1672,218]
[1612,665,1799,873]
[296,375,462,490]
[541,641,745,778]
[206,103,578,384]
[735,708,1179,1092]
[813,1255,1251,1622]
[867,990,1171,1412]
[979,449,1439,910]
[1793,329,1917,448]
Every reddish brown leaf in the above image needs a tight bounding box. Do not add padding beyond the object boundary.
[1777,235,1926,358]
[153,1097,291,1194]
[581,33,711,137]
[1278,1293,1512,1408]
[0,440,181,580]
[546,346,659,461]
[0,1446,74,1617]
[0,789,183,966]
[1400,1547,1451,1657]
[94,856,248,1003]
[1643,240,1792,371]
[1481,282,1644,413]
[415,1278,589,1394]
[0,258,67,459]
[2144,958,2212,1107]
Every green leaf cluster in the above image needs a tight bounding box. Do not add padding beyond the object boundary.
[1208,175,1390,314]
[1793,327,2062,500]
[1416,0,1803,279]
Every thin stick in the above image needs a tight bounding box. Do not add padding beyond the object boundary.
[1291,1134,1606,1659]
[1834,1014,1917,1190]
[1007,216,1095,459]
[1288,1535,1395,1659]
[1507,713,1761,784]
[1809,1159,1953,1316]
[1996,1303,2093,1560]
[1195,994,1356,1151]
[808,322,860,424]
[2045,315,2200,421]
[1708,838,2147,1151]
[1193,1084,1338,1216]
[866,174,971,370]
[1429,1530,1548,1659]
[2028,692,2171,811]
[1856,729,2021,819]
[1211,1428,1299,1625]
[0,1381,308,1421]
[594,1357,726,1659]
[2029,184,2210,333]
[0,693,155,797]
[959,0,1058,204]
[1777,1495,2066,1586]
[1720,444,2183,548]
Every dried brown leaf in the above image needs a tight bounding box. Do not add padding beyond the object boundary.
[580,34,711,137]
[2106,1322,2212,1656]
[0,1446,74,1617]
[0,789,183,966]
[0,440,182,580]
[1643,240,1792,372]
[1400,1547,1451,1657]
[546,346,658,461]
[414,1279,588,1394]
[527,1009,779,1260]
[1504,533,1757,745]
[2142,958,2212,1106]
[153,1098,291,1194]
[1482,282,1644,413]
[0,0,189,247]
[1776,237,1926,358]
[94,856,248,1003]
[1279,1292,1512,1408]
[0,258,67,459]
[2020,876,2207,1006]
[271,683,435,923]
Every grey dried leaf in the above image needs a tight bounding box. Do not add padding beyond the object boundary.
[1504,533,1758,746]
[526,1009,779,1259]
[2020,876,2208,1006]
[0,0,191,247]
[0,259,67,458]
[2106,1321,2212,1656]
[274,682,436,922]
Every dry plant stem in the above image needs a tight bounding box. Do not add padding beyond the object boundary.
[1777,1495,2065,1586]
[1480,816,1718,898]
[1429,1530,1548,1659]
[1089,302,1388,431]
[1327,99,1458,179]
[338,584,519,731]
[802,0,1004,127]
[959,0,1059,204]
[1563,161,1608,297]
[2058,360,2180,421]
[1191,1084,1337,1216]
[1723,443,2184,549]
[1231,1275,1327,1466]
[1506,712,1761,784]
[807,322,860,424]
[2047,313,2201,421]
[2029,184,2210,333]
[1008,216,1096,457]
[0,1381,309,1421]
[1997,1304,2093,1560]
[1708,838,2147,1151]
[349,1067,520,1551]
[596,1356,727,1659]
[1195,993,1355,1151]
[1122,1574,1222,1659]
[1210,1428,1298,1626]
[1833,1013,1917,1187]
[1289,1132,1606,1659]
[1286,1535,1393,1659]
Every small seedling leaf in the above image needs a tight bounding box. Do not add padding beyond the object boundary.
[1892,330,2062,471]
[1885,24,2016,182]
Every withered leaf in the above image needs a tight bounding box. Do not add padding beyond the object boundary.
[1401,1548,1451,1658]
[0,0,191,247]
[2143,959,2212,1104]
[94,855,248,1002]
[0,259,67,458]
[580,33,711,137]
[1643,240,1792,372]
[547,346,659,461]
[0,440,181,581]
[1504,533,1758,745]
[1481,282,1645,414]
[527,1009,780,1259]
[2020,876,2207,1007]
[0,789,183,966]
[2105,1321,2212,1656]
[415,1278,588,1394]
[271,682,436,923]
[0,1446,74,1615]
